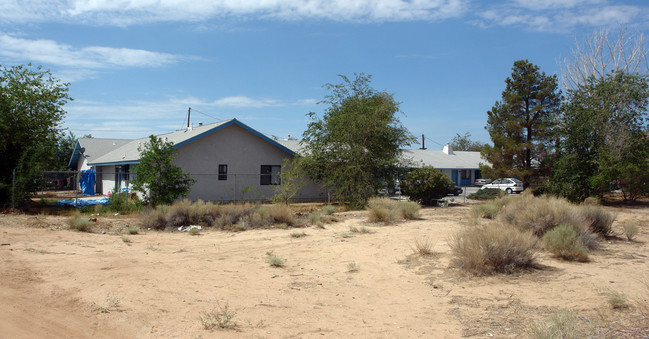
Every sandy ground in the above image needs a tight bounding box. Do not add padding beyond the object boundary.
[1,202,648,338]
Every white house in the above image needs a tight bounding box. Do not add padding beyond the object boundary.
[71,119,326,202]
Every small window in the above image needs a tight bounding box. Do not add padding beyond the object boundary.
[260,165,281,185]
[461,170,471,180]
[218,164,227,181]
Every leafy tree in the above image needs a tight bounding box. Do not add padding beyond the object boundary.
[482,60,561,187]
[131,135,195,207]
[272,157,306,204]
[302,73,415,209]
[401,166,453,205]
[450,132,485,151]
[0,64,71,207]
[549,72,649,201]
[56,131,77,170]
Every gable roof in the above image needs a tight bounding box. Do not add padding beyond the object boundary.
[89,118,296,166]
[401,149,485,169]
[68,137,133,168]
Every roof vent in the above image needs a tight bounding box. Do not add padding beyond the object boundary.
[443,143,454,155]
[198,122,203,126]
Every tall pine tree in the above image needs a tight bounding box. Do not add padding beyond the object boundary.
[482,60,561,187]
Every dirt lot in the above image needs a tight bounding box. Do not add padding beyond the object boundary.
[1,202,648,338]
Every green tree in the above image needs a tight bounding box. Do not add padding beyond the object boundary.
[0,64,71,207]
[450,132,485,151]
[482,60,561,187]
[131,135,196,207]
[550,72,649,201]
[56,131,77,170]
[401,166,453,205]
[272,157,306,205]
[302,73,415,209]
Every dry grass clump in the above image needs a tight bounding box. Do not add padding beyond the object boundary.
[623,222,639,241]
[367,197,398,224]
[321,204,337,215]
[265,252,285,267]
[411,236,436,255]
[69,212,94,232]
[367,197,421,224]
[529,309,589,339]
[450,223,538,275]
[607,290,629,309]
[139,201,300,231]
[542,224,589,262]
[200,301,238,331]
[497,193,612,246]
[471,196,510,219]
[397,201,421,220]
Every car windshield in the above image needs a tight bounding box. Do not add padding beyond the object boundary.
[511,179,522,184]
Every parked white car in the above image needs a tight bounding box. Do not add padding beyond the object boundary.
[480,178,524,194]
[474,178,491,186]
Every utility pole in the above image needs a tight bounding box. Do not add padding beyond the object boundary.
[187,107,191,128]
[421,134,426,150]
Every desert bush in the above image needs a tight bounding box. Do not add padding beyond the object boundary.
[450,223,538,275]
[579,204,614,236]
[347,261,359,272]
[266,252,285,267]
[542,224,589,262]
[290,231,307,238]
[607,290,629,309]
[307,211,322,225]
[367,197,399,224]
[192,200,219,226]
[321,204,336,215]
[127,226,139,235]
[140,206,169,230]
[167,199,193,227]
[467,188,506,200]
[623,222,639,241]
[188,227,201,236]
[397,201,421,220]
[582,196,600,205]
[69,212,94,232]
[530,309,587,339]
[401,166,454,205]
[200,301,237,331]
[264,204,296,226]
[471,196,510,219]
[104,191,143,214]
[411,236,436,255]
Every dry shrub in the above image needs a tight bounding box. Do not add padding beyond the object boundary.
[530,309,588,339]
[542,224,589,262]
[140,206,169,230]
[308,211,322,225]
[498,194,610,246]
[397,201,421,220]
[411,236,436,255]
[321,204,336,215]
[167,199,193,227]
[263,204,296,226]
[192,200,219,226]
[579,204,615,236]
[367,197,398,224]
[450,223,538,275]
[69,212,94,232]
[623,222,639,241]
[583,196,600,205]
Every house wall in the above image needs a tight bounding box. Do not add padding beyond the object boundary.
[173,124,326,202]
[94,165,131,195]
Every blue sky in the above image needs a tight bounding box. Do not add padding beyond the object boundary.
[2,0,648,147]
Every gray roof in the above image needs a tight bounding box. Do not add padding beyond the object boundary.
[401,149,485,169]
[90,119,296,166]
[69,137,133,168]
[275,139,305,154]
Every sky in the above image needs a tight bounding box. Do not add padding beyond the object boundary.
[1,0,648,148]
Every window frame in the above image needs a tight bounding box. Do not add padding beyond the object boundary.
[218,164,227,181]
[260,165,281,185]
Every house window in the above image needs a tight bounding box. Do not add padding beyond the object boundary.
[218,164,227,181]
[260,165,281,185]
[461,170,471,180]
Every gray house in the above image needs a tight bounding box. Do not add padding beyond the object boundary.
[402,144,485,186]
[70,119,326,202]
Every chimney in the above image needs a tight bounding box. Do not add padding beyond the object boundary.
[443,143,454,155]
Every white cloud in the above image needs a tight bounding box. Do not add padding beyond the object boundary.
[0,34,181,69]
[0,0,468,26]
[475,1,648,32]
[64,95,317,138]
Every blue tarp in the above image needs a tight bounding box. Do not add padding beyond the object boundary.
[79,169,96,196]
[57,198,110,207]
